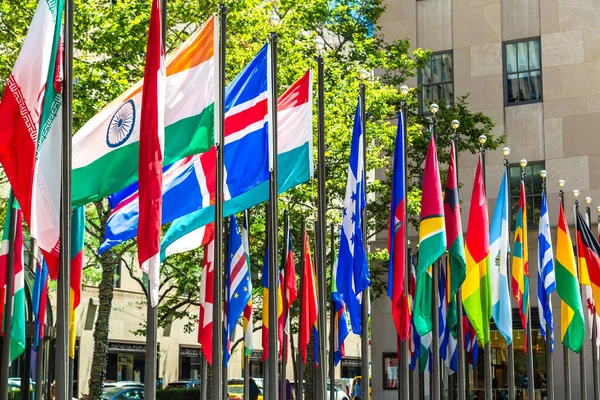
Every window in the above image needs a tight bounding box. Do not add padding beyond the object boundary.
[382,353,399,390]
[504,39,542,105]
[509,161,544,228]
[419,51,453,114]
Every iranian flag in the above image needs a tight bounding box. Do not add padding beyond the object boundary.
[138,0,166,307]
[72,15,216,208]
[0,194,26,362]
[0,0,64,278]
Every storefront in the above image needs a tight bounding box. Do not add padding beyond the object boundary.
[179,346,202,380]
[341,357,362,379]
[105,341,159,384]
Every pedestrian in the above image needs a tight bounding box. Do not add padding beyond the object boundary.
[352,378,362,400]
[249,378,260,400]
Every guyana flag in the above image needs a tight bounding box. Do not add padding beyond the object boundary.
[414,131,446,336]
[463,156,491,344]
[556,202,585,352]
[512,181,530,352]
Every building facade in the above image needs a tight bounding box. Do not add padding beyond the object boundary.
[373,0,600,398]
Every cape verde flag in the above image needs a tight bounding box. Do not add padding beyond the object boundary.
[100,44,269,252]
[224,215,252,366]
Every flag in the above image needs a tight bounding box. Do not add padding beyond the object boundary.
[0,0,64,278]
[69,207,85,359]
[463,309,480,369]
[336,98,369,334]
[408,252,420,371]
[512,180,530,351]
[101,44,271,253]
[537,192,556,351]
[489,170,512,344]
[300,231,318,364]
[414,131,446,336]
[463,156,491,344]
[332,253,349,365]
[161,70,313,259]
[388,110,409,340]
[241,215,253,358]
[224,215,252,366]
[439,263,458,374]
[31,256,49,380]
[418,332,433,373]
[0,194,26,362]
[279,228,298,359]
[72,16,216,207]
[575,209,600,326]
[556,202,584,352]
[261,246,283,362]
[198,230,215,363]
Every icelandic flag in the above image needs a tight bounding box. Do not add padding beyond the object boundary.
[336,98,369,335]
[538,191,556,351]
[224,215,252,366]
[439,264,458,374]
[489,170,513,344]
[100,44,270,253]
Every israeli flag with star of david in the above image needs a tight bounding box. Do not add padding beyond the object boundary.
[336,98,370,335]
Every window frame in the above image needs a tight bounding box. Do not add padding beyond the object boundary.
[508,161,545,229]
[418,50,455,115]
[502,37,543,107]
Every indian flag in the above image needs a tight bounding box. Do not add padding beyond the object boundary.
[72,16,216,207]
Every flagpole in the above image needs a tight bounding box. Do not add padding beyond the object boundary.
[297,219,306,400]
[212,3,226,399]
[541,171,555,400]
[266,10,281,400]
[503,148,516,400]
[243,210,251,400]
[0,195,18,400]
[329,223,336,400]
[359,74,371,398]
[281,210,290,400]
[429,106,441,400]
[559,181,573,400]
[399,86,411,400]
[315,37,329,400]
[584,197,600,400]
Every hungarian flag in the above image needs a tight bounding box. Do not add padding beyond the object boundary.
[198,229,215,363]
[69,207,85,359]
[0,194,26,361]
[512,181,530,352]
[241,214,253,359]
[0,0,64,278]
[463,156,491,344]
[299,231,318,364]
[138,0,166,307]
[556,203,585,352]
[575,209,600,319]
[414,131,446,336]
[388,110,409,340]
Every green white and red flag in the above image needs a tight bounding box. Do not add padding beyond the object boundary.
[0,0,65,279]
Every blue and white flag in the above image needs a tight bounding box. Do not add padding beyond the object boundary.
[489,170,512,344]
[538,191,556,351]
[336,98,370,335]
[99,44,270,253]
[224,215,252,366]
[439,264,458,374]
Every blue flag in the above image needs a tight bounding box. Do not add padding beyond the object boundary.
[489,171,513,344]
[332,255,350,365]
[224,215,252,366]
[336,98,370,334]
[538,191,556,352]
[438,264,458,374]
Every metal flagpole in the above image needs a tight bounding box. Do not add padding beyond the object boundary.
[315,36,328,400]
[56,0,74,396]
[584,197,599,400]
[399,86,410,400]
[329,224,336,400]
[359,78,370,399]
[297,219,306,400]
[281,211,290,400]
[223,220,230,398]
[266,10,281,399]
[450,119,466,400]
[243,210,251,400]
[573,190,588,400]
[430,109,441,400]
[559,181,572,400]
[0,195,18,400]
[542,171,554,400]
[212,3,226,399]
[200,358,208,400]
[503,148,516,400]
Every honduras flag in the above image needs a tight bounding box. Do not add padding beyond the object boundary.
[99,44,270,253]
[489,170,512,344]
[538,191,556,351]
[224,215,252,366]
[336,98,370,335]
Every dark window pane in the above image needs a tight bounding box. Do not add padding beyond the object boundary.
[432,55,442,83]
[423,85,432,105]
[529,40,540,70]
[517,42,529,71]
[530,71,542,101]
[506,44,517,73]
[443,83,453,107]
[532,165,543,194]
[518,72,531,101]
[507,73,519,103]
[422,62,432,85]
[442,53,453,82]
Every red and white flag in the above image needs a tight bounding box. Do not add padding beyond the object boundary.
[198,230,214,363]
[138,0,166,307]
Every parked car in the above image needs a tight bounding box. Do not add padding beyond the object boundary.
[164,380,200,390]
[101,386,144,400]
[103,382,144,389]
[227,380,263,400]
[335,378,353,396]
